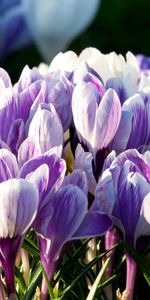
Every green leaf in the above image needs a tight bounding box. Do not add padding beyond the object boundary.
[24,262,42,300]
[86,257,110,300]
[15,267,26,294]
[22,237,39,258]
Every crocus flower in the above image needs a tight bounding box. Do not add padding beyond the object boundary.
[79,48,140,93]
[34,168,112,300]
[0,178,38,297]
[71,62,121,193]
[0,144,66,297]
[0,0,100,62]
[97,149,150,300]
[0,66,65,155]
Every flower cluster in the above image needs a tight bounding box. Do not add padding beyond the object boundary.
[0,48,150,299]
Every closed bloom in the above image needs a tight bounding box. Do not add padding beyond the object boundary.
[97,149,150,300]
[72,63,121,158]
[71,62,121,193]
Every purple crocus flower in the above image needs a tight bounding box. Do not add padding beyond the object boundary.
[97,149,150,300]
[0,68,46,151]
[0,144,66,296]
[0,178,38,297]
[34,171,112,300]
[0,67,64,156]
[72,63,121,193]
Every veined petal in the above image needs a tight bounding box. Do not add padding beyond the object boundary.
[73,212,112,239]
[62,169,88,195]
[93,88,121,152]
[0,148,19,182]
[26,164,49,201]
[110,110,133,151]
[75,144,96,195]
[72,81,98,149]
[35,185,88,259]
[19,152,66,206]
[0,179,38,238]
[28,103,63,153]
[18,137,41,167]
[94,169,116,216]
[117,171,149,245]
[7,118,25,154]
[123,94,148,148]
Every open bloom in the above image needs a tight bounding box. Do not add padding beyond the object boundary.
[97,149,150,300]
[34,173,112,299]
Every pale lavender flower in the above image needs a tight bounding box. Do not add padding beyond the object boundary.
[97,149,150,300]
[72,63,121,158]
[72,63,120,193]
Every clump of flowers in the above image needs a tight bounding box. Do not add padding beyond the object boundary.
[0,48,149,300]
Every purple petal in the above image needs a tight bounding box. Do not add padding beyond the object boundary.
[19,80,46,124]
[136,54,150,71]
[19,152,66,207]
[111,149,150,183]
[135,192,150,244]
[0,179,38,238]
[106,77,128,103]
[102,150,116,171]
[16,65,42,93]
[110,110,133,151]
[47,75,73,131]
[18,137,41,167]
[73,212,112,239]
[75,144,97,195]
[95,88,121,152]
[117,170,150,246]
[94,169,116,216]
[7,119,25,154]
[28,103,63,153]
[35,185,88,259]
[123,94,148,148]
[0,149,19,182]
[26,164,49,201]
[0,88,18,142]
[72,169,115,239]
[62,169,88,195]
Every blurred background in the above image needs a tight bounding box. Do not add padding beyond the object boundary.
[1,0,150,81]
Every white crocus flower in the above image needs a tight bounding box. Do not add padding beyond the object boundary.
[22,0,100,62]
